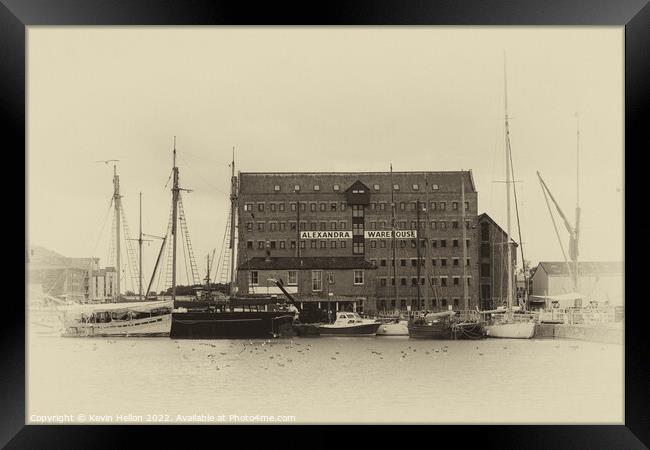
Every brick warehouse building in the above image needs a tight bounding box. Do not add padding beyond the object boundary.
[233,171,507,315]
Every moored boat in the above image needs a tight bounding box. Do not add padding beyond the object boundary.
[318,312,381,336]
[376,318,409,336]
[407,311,454,339]
[60,300,172,337]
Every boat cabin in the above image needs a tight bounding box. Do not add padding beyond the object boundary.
[334,312,364,324]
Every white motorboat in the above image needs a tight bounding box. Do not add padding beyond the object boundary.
[318,312,381,336]
[59,300,172,337]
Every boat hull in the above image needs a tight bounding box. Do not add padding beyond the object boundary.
[377,321,409,336]
[170,311,295,339]
[485,321,536,339]
[318,322,381,336]
[452,322,487,340]
[62,314,171,337]
[407,322,453,339]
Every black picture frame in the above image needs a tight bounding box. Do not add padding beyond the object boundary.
[4,1,647,447]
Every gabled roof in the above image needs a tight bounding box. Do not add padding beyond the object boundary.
[536,261,623,276]
[477,213,518,246]
[344,180,370,193]
[239,257,377,271]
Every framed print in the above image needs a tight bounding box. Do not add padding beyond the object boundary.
[3,0,647,447]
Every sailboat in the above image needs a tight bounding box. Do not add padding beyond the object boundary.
[168,144,296,339]
[59,165,173,337]
[483,58,536,339]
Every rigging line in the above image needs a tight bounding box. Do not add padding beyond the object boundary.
[507,135,526,273]
[90,197,114,256]
[180,218,190,287]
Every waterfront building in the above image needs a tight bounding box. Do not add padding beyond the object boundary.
[235,171,514,315]
[27,246,117,303]
[477,213,519,310]
[530,261,623,308]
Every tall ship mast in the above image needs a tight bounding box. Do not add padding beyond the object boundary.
[483,55,536,339]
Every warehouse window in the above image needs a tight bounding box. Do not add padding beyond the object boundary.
[466,221,471,229]
[314,185,320,191]
[339,221,347,229]
[328,273,335,284]
[294,185,300,191]
[354,270,364,285]
[373,184,380,191]
[320,241,326,248]
[400,278,407,286]
[481,243,490,257]
[249,271,259,286]
[441,278,447,287]
[481,263,490,277]
[353,223,364,236]
[453,202,458,210]
[380,259,387,267]
[340,203,346,211]
[319,203,326,212]
[257,223,265,232]
[453,258,459,266]
[352,242,364,254]
[400,202,406,211]
[310,203,316,212]
[258,241,264,249]
[312,271,323,291]
[333,184,340,191]
[412,184,419,190]
[279,223,286,231]
[411,259,418,267]
[331,203,337,211]
[330,221,337,230]
[279,241,286,249]
[270,203,277,212]
[466,239,470,247]
[247,241,253,249]
[380,278,387,287]
[310,222,316,230]
[299,221,306,230]
[246,222,253,231]
[370,259,377,266]
[453,298,459,307]
[287,271,297,285]
[290,203,296,211]
[300,203,306,212]
[244,203,253,211]
[270,241,276,249]
[311,241,317,248]
[300,241,306,249]
[440,202,446,210]
[441,258,447,266]
[440,239,446,248]
[340,241,347,248]
[431,239,437,248]
[352,205,364,217]
[279,203,285,211]
[431,259,437,266]
[290,241,296,249]
[379,203,386,211]
[274,185,280,191]
[467,258,471,266]
[432,184,439,190]
[370,240,377,248]
[465,202,469,210]
[430,202,436,211]
[431,277,437,285]
[453,239,459,247]
[320,221,327,230]
[270,222,277,232]
[393,184,400,190]
[258,203,264,212]
[331,241,337,249]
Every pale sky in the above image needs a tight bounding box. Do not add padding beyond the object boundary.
[27,27,624,290]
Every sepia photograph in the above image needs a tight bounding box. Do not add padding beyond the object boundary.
[25,26,625,426]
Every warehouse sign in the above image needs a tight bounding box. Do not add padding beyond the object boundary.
[364,230,417,239]
[300,231,353,239]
